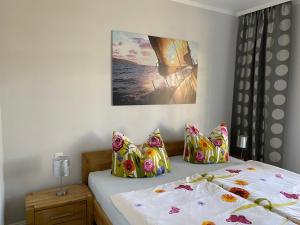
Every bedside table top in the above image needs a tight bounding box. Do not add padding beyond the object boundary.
[26,184,92,210]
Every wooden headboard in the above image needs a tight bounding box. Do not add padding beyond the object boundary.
[82,140,184,184]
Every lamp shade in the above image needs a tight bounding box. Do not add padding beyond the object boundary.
[236,135,248,149]
[53,156,70,177]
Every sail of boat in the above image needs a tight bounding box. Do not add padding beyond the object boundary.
[148,36,195,77]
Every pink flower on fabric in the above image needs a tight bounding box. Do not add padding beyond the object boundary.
[275,174,283,179]
[212,139,222,147]
[143,159,154,172]
[226,169,242,174]
[148,136,162,147]
[226,215,252,224]
[280,191,300,200]
[169,206,180,214]
[221,127,228,136]
[112,134,124,152]
[175,184,194,191]
[195,151,205,162]
[188,125,200,135]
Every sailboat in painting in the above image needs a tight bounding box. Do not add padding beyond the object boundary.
[112,30,198,105]
[148,36,198,104]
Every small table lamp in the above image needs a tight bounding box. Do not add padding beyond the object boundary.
[53,155,70,196]
[236,135,248,160]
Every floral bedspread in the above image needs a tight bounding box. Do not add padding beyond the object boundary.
[111,174,295,225]
[207,160,300,224]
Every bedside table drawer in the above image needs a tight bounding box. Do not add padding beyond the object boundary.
[35,201,86,225]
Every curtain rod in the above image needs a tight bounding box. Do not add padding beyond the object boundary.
[236,0,294,16]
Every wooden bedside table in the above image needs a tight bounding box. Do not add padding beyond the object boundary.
[26,184,93,225]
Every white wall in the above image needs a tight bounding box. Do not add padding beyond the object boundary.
[0,107,4,225]
[0,0,237,223]
[283,3,300,174]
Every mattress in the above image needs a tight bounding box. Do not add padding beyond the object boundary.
[88,156,243,225]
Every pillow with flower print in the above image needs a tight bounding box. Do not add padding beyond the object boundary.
[111,129,171,178]
[183,123,229,164]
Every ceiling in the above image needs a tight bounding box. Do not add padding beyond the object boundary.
[171,0,300,16]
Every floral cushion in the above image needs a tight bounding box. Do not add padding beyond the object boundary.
[111,129,171,178]
[183,123,229,164]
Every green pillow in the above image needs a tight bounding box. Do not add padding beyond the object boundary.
[183,123,229,164]
[111,129,171,178]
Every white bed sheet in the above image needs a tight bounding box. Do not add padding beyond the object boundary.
[88,156,243,225]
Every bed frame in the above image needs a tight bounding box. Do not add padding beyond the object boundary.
[81,140,184,225]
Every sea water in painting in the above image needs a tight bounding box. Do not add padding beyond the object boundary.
[112,30,198,105]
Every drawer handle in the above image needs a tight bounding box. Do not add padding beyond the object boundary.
[50,212,74,220]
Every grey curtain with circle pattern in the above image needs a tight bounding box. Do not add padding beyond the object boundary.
[231,2,292,166]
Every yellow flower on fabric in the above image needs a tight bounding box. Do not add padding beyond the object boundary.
[202,221,216,225]
[145,149,157,157]
[221,194,237,202]
[199,139,210,151]
[234,180,249,186]
[247,167,256,171]
[154,188,166,193]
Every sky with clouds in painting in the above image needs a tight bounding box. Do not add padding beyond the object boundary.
[112,30,198,66]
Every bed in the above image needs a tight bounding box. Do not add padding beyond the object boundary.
[82,141,300,225]
[81,140,243,225]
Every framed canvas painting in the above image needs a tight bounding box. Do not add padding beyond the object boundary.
[112,30,198,105]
